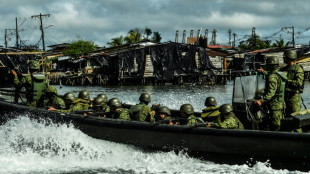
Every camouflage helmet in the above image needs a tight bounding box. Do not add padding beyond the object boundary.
[64,92,75,102]
[28,60,40,70]
[180,104,194,115]
[78,90,90,100]
[283,50,297,60]
[45,86,57,94]
[97,94,108,103]
[108,98,121,108]
[219,104,233,114]
[139,93,151,103]
[205,97,217,107]
[266,56,279,65]
[93,97,105,107]
[158,106,171,116]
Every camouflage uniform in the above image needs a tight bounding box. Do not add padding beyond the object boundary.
[108,108,131,120]
[261,70,286,131]
[59,98,89,113]
[201,106,221,122]
[187,115,205,126]
[214,112,244,129]
[131,103,155,123]
[280,64,304,116]
[46,95,66,109]
[14,74,47,107]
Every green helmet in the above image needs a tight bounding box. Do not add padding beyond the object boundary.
[266,56,279,65]
[158,106,171,116]
[108,98,121,108]
[180,104,194,115]
[205,97,217,107]
[28,60,40,70]
[93,97,105,107]
[283,50,297,60]
[139,93,151,103]
[78,90,90,100]
[219,104,233,114]
[97,94,108,103]
[64,92,75,102]
[45,86,57,94]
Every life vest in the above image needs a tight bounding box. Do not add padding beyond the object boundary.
[274,72,287,102]
[31,73,46,101]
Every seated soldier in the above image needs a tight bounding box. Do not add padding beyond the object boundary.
[92,96,110,117]
[180,104,205,126]
[201,96,221,122]
[44,86,65,109]
[107,98,131,120]
[49,92,75,111]
[213,104,244,130]
[157,106,173,124]
[130,93,155,123]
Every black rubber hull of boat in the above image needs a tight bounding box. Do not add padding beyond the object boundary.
[0,100,310,169]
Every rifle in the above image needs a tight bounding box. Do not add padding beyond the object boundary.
[74,110,108,117]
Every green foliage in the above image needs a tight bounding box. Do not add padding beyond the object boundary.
[107,27,162,47]
[272,39,291,48]
[107,36,124,47]
[63,40,96,58]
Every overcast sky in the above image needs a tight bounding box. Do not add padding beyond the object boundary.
[1,0,310,49]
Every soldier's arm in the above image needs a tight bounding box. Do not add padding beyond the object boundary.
[214,117,237,129]
[287,66,304,88]
[119,109,131,120]
[261,76,278,103]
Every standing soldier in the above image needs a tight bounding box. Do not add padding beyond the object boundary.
[12,60,47,107]
[255,56,286,131]
[201,97,221,122]
[130,93,155,122]
[280,50,304,116]
[213,104,244,130]
[180,104,205,126]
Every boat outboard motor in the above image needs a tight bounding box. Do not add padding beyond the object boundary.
[232,74,266,129]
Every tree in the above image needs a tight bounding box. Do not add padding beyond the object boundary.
[107,36,124,47]
[272,39,291,48]
[124,28,142,44]
[63,40,96,58]
[151,31,162,43]
[144,27,152,40]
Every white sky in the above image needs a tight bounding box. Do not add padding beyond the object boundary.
[1,0,310,49]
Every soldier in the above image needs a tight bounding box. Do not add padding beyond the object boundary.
[107,98,131,120]
[213,104,244,129]
[43,86,65,109]
[255,56,286,131]
[12,60,47,107]
[51,91,90,113]
[280,50,304,116]
[180,104,205,126]
[201,97,221,122]
[130,93,155,122]
[91,96,110,117]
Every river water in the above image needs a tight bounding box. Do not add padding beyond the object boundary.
[1,81,310,174]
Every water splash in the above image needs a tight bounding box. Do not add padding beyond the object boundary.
[0,114,306,174]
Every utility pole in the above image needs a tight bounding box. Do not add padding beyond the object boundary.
[211,29,217,45]
[16,17,19,49]
[175,30,179,43]
[31,13,50,51]
[252,27,256,48]
[282,26,295,47]
[228,29,232,46]
[182,30,186,44]
[233,33,237,47]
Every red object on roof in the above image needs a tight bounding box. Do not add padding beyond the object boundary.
[249,49,271,53]
[207,45,233,49]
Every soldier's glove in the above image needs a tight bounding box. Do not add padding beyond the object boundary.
[11,70,17,76]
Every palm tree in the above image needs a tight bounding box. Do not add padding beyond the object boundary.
[272,39,291,48]
[151,31,162,43]
[124,28,142,44]
[144,27,152,40]
[107,36,124,47]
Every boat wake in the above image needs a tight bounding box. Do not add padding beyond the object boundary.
[0,113,306,174]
